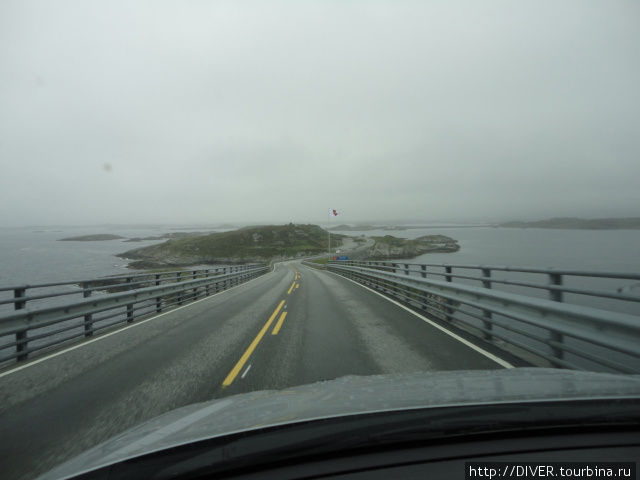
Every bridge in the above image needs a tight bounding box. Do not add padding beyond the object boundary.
[0,259,639,480]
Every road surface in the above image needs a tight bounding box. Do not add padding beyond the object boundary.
[0,260,505,480]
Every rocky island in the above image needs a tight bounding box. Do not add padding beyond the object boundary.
[118,224,344,269]
[366,235,459,259]
[59,232,214,242]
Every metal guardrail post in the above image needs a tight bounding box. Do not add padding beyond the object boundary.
[205,270,210,296]
[14,288,28,361]
[444,266,453,321]
[155,274,162,312]
[481,268,493,340]
[548,272,564,359]
[126,277,134,323]
[445,266,452,282]
[549,273,564,302]
[419,265,429,311]
[192,270,198,300]
[404,264,410,275]
[83,282,93,337]
[177,272,183,305]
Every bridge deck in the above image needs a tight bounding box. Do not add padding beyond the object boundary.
[0,261,506,480]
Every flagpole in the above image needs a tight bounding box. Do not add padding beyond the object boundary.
[327,208,331,257]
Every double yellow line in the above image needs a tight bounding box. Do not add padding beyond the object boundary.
[287,270,301,294]
[222,269,301,387]
[272,311,287,335]
[222,300,285,387]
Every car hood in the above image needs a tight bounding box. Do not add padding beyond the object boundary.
[39,368,640,479]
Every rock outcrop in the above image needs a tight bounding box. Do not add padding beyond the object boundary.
[367,235,459,259]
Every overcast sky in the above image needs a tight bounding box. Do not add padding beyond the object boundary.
[1,1,639,226]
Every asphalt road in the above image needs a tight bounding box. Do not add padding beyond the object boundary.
[0,261,506,480]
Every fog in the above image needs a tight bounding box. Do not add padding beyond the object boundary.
[1,1,639,227]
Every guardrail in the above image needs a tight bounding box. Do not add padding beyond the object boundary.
[0,264,268,363]
[326,260,640,374]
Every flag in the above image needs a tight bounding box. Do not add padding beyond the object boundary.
[329,209,339,217]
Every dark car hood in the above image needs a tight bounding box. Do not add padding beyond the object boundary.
[39,368,640,479]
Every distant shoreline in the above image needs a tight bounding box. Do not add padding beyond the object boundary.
[329,224,493,231]
[500,217,640,230]
[59,234,125,241]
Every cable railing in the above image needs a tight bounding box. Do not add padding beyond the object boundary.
[324,260,640,374]
[0,264,269,364]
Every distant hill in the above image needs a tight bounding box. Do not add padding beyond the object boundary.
[118,224,343,268]
[501,217,640,230]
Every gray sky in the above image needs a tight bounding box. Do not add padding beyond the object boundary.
[1,0,639,226]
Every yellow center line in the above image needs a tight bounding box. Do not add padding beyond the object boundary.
[287,281,296,294]
[271,311,288,335]
[222,300,285,387]
[295,283,300,289]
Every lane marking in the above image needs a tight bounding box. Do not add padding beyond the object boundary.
[241,364,252,379]
[310,266,514,369]
[0,269,277,379]
[222,300,285,387]
[287,281,296,294]
[295,283,300,289]
[272,311,288,335]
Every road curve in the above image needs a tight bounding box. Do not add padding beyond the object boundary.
[0,261,504,480]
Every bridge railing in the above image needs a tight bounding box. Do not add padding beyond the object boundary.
[0,264,268,363]
[326,260,640,374]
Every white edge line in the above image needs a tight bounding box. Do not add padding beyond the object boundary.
[241,364,252,379]
[0,267,279,378]
[307,265,514,369]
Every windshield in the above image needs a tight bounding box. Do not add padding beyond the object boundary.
[1,1,639,480]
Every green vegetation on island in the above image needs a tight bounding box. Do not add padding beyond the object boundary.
[118,224,345,269]
[501,217,640,230]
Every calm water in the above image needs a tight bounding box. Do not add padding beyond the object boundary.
[0,225,221,287]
